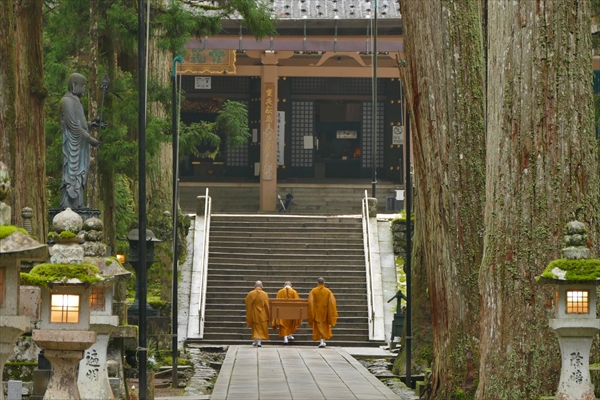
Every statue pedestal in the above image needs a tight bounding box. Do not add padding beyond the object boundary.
[49,207,100,224]
[0,316,30,400]
[550,319,600,400]
[32,329,96,400]
[77,316,118,400]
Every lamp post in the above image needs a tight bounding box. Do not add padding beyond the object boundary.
[126,228,161,317]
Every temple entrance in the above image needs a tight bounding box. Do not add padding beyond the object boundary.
[314,101,362,179]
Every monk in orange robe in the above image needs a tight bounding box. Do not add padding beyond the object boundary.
[308,277,338,348]
[272,281,301,344]
[245,280,270,347]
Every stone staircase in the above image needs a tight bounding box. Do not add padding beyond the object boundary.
[187,214,381,347]
[179,182,400,215]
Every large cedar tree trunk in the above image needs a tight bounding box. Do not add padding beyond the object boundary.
[14,0,48,239]
[399,0,486,396]
[477,1,599,397]
[0,0,17,196]
[87,0,100,209]
[147,0,175,301]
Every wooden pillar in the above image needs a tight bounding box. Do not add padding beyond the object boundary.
[259,52,279,211]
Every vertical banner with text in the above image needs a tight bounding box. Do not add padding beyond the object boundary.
[277,111,285,166]
[261,83,276,180]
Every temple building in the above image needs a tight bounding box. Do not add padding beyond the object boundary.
[178,0,406,213]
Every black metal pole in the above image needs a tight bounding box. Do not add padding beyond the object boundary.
[371,0,378,198]
[405,112,412,389]
[171,55,183,389]
[137,0,148,398]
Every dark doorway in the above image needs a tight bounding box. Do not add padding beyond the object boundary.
[314,101,362,178]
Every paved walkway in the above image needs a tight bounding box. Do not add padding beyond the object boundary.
[209,345,402,400]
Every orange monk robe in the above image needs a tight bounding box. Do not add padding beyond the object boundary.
[307,284,338,341]
[245,288,270,340]
[272,287,301,338]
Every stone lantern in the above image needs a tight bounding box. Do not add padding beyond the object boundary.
[75,216,132,400]
[538,220,600,399]
[0,162,48,400]
[25,208,101,399]
[127,228,161,317]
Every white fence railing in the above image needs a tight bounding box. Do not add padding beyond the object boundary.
[362,190,376,340]
[188,188,211,340]
[198,188,211,338]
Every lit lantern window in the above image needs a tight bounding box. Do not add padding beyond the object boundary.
[566,290,589,314]
[50,294,80,323]
[0,268,4,307]
[90,288,105,311]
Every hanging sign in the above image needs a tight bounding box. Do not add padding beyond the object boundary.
[392,126,404,145]
[180,49,236,75]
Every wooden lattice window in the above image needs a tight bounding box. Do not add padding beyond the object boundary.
[566,290,589,314]
[291,101,314,167]
[50,294,80,323]
[90,288,105,312]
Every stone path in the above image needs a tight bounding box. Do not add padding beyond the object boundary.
[210,345,402,400]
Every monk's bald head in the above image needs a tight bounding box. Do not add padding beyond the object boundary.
[284,281,292,287]
[317,277,325,285]
[254,280,263,288]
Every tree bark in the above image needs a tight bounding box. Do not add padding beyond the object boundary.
[87,0,100,209]
[0,0,16,206]
[477,1,599,397]
[14,0,48,240]
[399,0,486,397]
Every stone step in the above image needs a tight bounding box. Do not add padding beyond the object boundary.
[208,246,364,255]
[210,225,362,233]
[204,332,369,340]
[208,253,364,261]
[205,282,368,292]
[208,270,366,282]
[205,292,368,301]
[186,338,385,347]
[204,308,367,316]
[209,235,363,243]
[207,268,366,276]
[201,326,369,337]
[209,218,362,225]
[209,233,363,241]
[209,241,364,249]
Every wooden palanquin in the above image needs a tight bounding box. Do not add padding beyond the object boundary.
[270,298,308,321]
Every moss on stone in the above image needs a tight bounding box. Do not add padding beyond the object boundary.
[0,225,28,240]
[20,263,102,289]
[59,231,76,239]
[540,259,600,282]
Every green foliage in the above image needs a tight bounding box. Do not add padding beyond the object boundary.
[179,100,251,159]
[0,226,28,240]
[21,263,102,288]
[115,174,136,241]
[540,259,600,281]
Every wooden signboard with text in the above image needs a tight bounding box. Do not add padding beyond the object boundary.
[270,298,308,321]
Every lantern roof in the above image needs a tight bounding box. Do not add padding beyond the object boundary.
[538,259,600,284]
[0,229,48,260]
[537,220,600,284]
[20,263,103,289]
[84,256,132,284]
[127,229,162,242]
